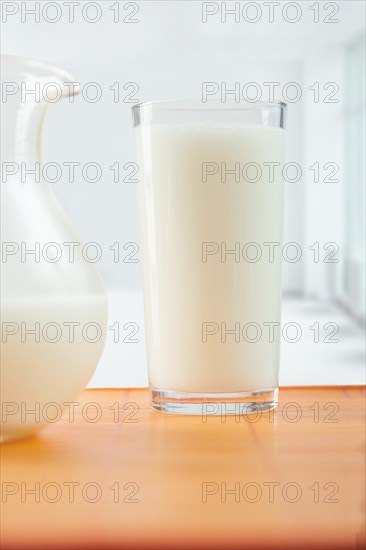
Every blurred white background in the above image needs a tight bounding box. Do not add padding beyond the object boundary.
[2,0,365,386]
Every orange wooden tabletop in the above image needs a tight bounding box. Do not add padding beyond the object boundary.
[1,387,365,550]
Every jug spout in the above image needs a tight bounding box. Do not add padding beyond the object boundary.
[0,55,79,166]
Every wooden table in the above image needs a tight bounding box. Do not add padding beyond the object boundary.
[1,387,365,549]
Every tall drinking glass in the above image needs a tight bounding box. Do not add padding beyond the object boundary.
[133,99,286,415]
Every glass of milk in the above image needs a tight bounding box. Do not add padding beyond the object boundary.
[133,99,286,415]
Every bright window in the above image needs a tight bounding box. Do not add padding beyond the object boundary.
[343,33,365,319]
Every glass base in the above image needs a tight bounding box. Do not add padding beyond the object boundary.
[150,388,278,416]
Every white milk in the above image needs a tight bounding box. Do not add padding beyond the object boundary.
[1,295,107,436]
[136,124,285,393]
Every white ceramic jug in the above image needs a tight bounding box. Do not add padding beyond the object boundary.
[0,56,108,442]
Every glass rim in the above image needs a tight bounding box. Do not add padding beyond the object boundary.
[132,98,287,112]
